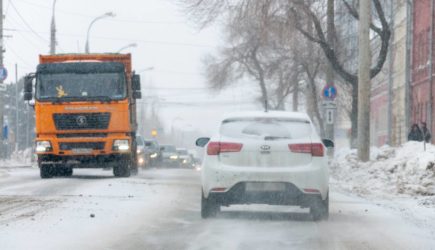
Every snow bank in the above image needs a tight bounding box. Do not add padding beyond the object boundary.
[331,141,435,198]
[0,148,34,168]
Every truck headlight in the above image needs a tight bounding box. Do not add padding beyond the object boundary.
[36,141,52,152]
[137,148,142,154]
[170,155,178,160]
[150,153,158,158]
[113,140,130,151]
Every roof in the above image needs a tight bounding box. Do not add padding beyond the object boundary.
[220,111,311,121]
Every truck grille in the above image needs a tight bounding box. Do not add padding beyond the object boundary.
[59,142,105,151]
[53,113,110,130]
[57,133,108,138]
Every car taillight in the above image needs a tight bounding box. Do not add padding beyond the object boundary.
[207,142,243,155]
[288,143,324,157]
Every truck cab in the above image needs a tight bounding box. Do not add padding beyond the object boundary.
[24,53,142,178]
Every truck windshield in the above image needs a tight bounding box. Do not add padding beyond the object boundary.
[36,72,126,101]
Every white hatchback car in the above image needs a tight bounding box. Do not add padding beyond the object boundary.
[196,111,333,220]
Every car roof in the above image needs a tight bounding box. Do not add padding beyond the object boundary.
[144,139,157,142]
[221,111,311,122]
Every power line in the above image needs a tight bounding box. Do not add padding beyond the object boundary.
[7,28,217,48]
[4,45,34,69]
[5,15,46,51]
[8,0,48,43]
[16,0,185,25]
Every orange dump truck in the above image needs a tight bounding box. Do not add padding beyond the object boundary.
[23,53,142,178]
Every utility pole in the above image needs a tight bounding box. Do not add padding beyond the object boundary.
[15,63,18,152]
[50,0,57,54]
[325,0,336,141]
[357,0,372,162]
[0,0,4,155]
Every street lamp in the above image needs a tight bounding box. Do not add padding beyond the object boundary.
[137,67,155,74]
[50,0,58,55]
[117,43,137,53]
[85,12,116,53]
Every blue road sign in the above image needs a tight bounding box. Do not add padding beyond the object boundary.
[2,125,8,140]
[0,67,8,81]
[323,85,337,100]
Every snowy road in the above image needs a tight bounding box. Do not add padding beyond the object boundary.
[0,167,434,250]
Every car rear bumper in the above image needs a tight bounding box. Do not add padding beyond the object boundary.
[202,163,329,200]
[207,182,323,207]
[162,158,180,166]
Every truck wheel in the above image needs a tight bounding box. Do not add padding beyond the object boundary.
[201,190,220,219]
[62,167,73,177]
[40,165,54,179]
[113,159,131,177]
[310,193,329,221]
[130,156,139,176]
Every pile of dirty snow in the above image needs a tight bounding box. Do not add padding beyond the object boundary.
[0,148,34,168]
[331,141,435,198]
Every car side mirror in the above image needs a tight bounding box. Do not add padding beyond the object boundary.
[322,139,334,148]
[196,137,210,147]
[23,74,34,101]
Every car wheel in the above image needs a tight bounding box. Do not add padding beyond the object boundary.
[40,164,54,179]
[310,193,329,221]
[201,190,220,219]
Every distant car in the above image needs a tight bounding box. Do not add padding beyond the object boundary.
[136,135,147,167]
[177,148,193,168]
[160,144,180,167]
[143,139,160,167]
[196,111,333,220]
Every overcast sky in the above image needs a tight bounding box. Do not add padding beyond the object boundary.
[3,0,259,138]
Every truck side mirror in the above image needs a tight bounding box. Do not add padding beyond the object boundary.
[23,74,34,101]
[132,74,141,91]
[132,74,141,99]
[133,91,142,99]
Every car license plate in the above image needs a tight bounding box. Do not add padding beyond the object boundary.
[72,148,92,154]
[245,183,286,192]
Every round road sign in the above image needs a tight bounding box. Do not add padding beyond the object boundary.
[0,67,8,81]
[323,85,337,100]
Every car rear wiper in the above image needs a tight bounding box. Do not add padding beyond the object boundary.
[264,136,292,140]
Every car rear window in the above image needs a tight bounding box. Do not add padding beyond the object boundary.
[220,117,312,140]
[136,136,144,146]
[161,145,176,152]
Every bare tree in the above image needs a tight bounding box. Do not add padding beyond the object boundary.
[201,1,302,110]
[182,0,391,146]
[289,0,391,146]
